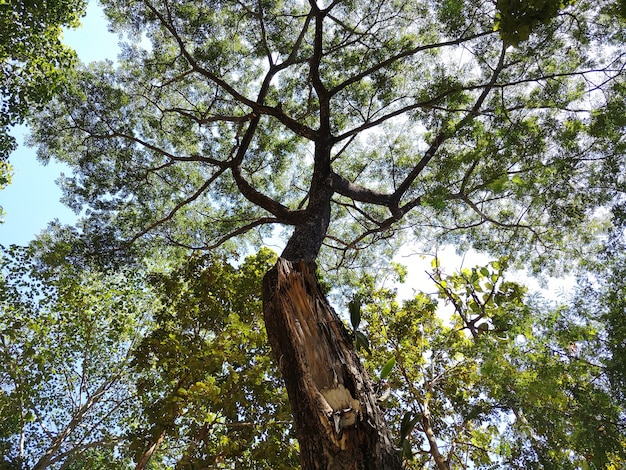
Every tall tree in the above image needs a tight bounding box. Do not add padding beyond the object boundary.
[30,1,626,467]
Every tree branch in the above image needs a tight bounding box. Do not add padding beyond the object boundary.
[164,216,282,251]
[330,172,392,205]
[329,30,494,98]
[127,168,227,245]
[391,44,508,206]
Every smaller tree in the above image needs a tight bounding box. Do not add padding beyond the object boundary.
[0,234,298,469]
[356,259,626,469]
[129,248,298,469]
[0,239,151,469]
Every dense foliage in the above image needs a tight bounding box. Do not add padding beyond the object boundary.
[0,0,86,158]
[30,0,625,271]
[2,238,624,468]
[0,240,297,469]
[359,260,626,468]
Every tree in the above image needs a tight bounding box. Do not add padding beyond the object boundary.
[358,259,626,468]
[29,1,626,468]
[0,0,86,159]
[128,247,299,469]
[0,238,149,469]
[1,232,296,470]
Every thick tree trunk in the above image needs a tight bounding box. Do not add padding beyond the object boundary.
[263,258,401,470]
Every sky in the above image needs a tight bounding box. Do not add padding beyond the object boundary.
[0,2,119,247]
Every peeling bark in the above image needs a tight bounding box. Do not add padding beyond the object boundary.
[263,258,401,469]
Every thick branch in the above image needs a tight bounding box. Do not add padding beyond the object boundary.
[309,2,331,136]
[230,115,306,224]
[330,172,392,206]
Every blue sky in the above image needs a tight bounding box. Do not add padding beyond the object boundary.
[0,2,119,247]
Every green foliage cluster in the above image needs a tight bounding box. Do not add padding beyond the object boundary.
[0,159,11,222]
[1,231,625,468]
[0,240,298,469]
[495,0,574,46]
[128,247,298,469]
[0,0,85,158]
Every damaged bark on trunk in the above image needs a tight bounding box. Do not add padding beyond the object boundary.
[263,258,401,470]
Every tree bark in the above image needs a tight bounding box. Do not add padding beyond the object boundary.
[135,429,166,470]
[263,258,401,470]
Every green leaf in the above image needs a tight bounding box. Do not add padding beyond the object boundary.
[399,411,420,441]
[379,357,396,380]
[349,299,361,331]
[354,330,371,354]
[401,438,413,459]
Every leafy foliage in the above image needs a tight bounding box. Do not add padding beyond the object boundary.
[128,247,298,468]
[28,0,625,271]
[15,0,626,467]
[0,239,296,469]
[357,261,626,469]
[0,0,86,158]
[495,0,574,46]
[0,159,11,222]
[1,234,625,468]
[0,240,149,469]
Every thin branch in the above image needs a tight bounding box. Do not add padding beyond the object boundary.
[165,217,282,251]
[144,0,317,140]
[127,168,227,245]
[329,30,494,97]
[391,44,508,206]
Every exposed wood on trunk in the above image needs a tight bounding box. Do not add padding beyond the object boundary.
[263,258,401,470]
[135,429,166,470]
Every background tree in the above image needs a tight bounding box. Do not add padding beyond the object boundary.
[28,0,626,468]
[358,260,625,469]
[128,248,298,469]
[0,236,150,470]
[0,233,298,470]
[0,0,86,159]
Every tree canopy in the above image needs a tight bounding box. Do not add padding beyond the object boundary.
[31,0,625,270]
[10,0,626,468]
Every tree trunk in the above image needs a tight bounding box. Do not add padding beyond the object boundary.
[263,258,401,470]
